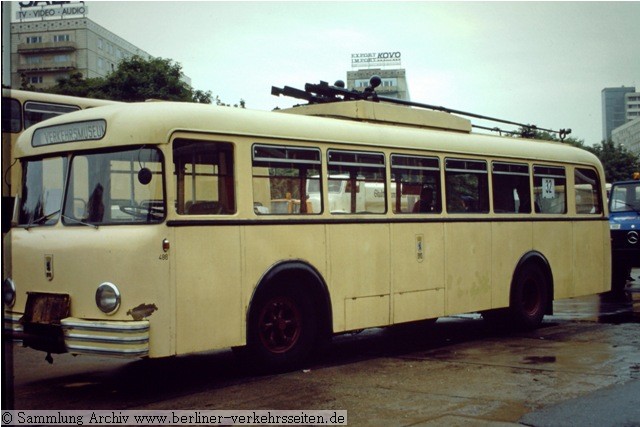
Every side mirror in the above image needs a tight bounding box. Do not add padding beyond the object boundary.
[138,168,152,185]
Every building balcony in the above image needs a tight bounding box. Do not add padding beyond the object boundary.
[17,61,78,73]
[18,41,77,53]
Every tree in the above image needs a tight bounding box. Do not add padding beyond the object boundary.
[46,56,216,104]
[192,89,213,104]
[214,95,246,108]
[587,140,640,183]
[513,126,640,182]
[19,73,36,92]
[514,126,585,148]
[47,72,107,99]
[102,56,191,102]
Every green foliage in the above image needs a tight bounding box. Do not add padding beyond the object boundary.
[587,140,640,183]
[514,126,640,183]
[101,56,191,102]
[214,95,246,108]
[43,55,245,105]
[192,89,213,104]
[19,74,36,92]
[46,72,107,99]
[516,126,585,147]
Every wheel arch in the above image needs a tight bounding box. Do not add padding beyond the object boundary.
[248,260,333,339]
[511,251,554,315]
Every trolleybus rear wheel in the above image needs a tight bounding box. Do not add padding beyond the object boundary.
[510,263,548,330]
[247,285,318,372]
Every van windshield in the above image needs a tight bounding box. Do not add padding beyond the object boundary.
[610,182,640,213]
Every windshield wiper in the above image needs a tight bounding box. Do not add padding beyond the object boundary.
[612,201,640,215]
[25,210,61,229]
[25,210,99,229]
[61,214,99,229]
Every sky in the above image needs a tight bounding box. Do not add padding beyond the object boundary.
[11,1,640,145]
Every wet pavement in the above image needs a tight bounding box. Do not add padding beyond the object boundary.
[3,270,640,426]
[519,378,640,427]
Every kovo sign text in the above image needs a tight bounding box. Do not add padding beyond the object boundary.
[351,52,402,67]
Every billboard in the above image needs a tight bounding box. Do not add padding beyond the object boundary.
[16,1,87,20]
[351,52,402,68]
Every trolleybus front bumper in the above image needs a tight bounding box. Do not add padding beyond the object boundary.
[4,311,150,358]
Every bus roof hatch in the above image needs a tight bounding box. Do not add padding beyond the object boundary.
[276,100,473,133]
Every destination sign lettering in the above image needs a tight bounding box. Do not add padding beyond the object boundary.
[32,120,106,147]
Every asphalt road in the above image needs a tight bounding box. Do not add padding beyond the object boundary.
[3,272,640,426]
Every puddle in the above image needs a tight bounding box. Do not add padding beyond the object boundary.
[63,381,98,389]
[552,271,640,325]
[598,283,640,324]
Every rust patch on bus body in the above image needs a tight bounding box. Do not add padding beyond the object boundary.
[127,303,158,320]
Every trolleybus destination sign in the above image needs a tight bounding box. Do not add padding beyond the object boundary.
[351,52,402,68]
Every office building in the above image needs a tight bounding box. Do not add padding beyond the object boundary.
[347,52,410,101]
[602,86,636,141]
[346,68,410,101]
[10,16,151,90]
[612,118,640,156]
[625,92,640,121]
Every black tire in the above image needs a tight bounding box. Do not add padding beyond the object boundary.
[610,259,630,296]
[247,285,318,372]
[509,263,548,330]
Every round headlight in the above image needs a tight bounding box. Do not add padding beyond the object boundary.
[95,282,121,314]
[3,278,16,308]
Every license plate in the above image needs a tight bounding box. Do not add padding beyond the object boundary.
[21,292,70,324]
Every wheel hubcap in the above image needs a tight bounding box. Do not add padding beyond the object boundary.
[258,296,302,354]
[522,277,542,315]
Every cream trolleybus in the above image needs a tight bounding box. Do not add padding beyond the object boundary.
[4,87,610,371]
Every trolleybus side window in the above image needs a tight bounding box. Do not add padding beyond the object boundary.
[574,168,602,214]
[23,101,80,129]
[252,144,321,215]
[391,154,441,214]
[327,149,386,214]
[63,147,165,225]
[174,140,236,215]
[533,165,566,214]
[1,97,22,133]
[492,162,531,214]
[445,158,489,213]
[18,156,67,226]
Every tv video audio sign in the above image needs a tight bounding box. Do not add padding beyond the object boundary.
[16,1,87,20]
